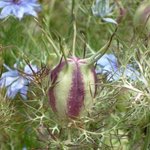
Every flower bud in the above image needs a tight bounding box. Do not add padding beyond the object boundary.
[134,1,150,31]
[48,57,96,119]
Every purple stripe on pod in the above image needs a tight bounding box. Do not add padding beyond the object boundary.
[48,87,57,112]
[48,59,66,112]
[67,62,85,118]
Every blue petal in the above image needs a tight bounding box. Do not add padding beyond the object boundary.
[1,70,19,78]
[97,54,112,67]
[25,9,37,17]
[12,6,25,20]
[0,76,19,87]
[124,65,140,80]
[22,1,41,10]
[96,54,118,75]
[20,85,28,100]
[0,66,20,87]
[10,77,28,91]
[0,1,10,8]
[6,86,19,99]
[22,146,27,150]
[5,77,29,99]
[0,0,41,20]
[0,6,13,19]
[97,54,118,67]
[22,0,39,4]
[102,17,118,24]
[24,64,38,75]
[0,5,13,16]
[20,5,38,17]
[102,65,115,73]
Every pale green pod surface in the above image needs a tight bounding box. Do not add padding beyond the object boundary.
[48,56,97,119]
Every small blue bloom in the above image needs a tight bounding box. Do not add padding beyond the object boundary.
[0,63,38,99]
[123,64,140,81]
[92,0,117,24]
[96,54,118,74]
[0,0,41,20]
[96,54,139,81]
[22,146,27,150]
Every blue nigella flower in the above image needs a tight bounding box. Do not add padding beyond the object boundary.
[92,0,117,24]
[0,63,38,99]
[0,0,41,20]
[96,54,139,81]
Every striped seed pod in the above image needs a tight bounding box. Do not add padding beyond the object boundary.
[48,56,97,119]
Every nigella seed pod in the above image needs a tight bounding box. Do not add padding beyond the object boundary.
[48,56,96,119]
[48,27,117,120]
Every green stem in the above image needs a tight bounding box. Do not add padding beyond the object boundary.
[86,26,118,65]
[72,20,77,56]
[59,41,68,65]
[72,0,76,56]
[37,19,61,58]
[44,32,61,58]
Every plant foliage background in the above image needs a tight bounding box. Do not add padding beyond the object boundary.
[0,0,150,149]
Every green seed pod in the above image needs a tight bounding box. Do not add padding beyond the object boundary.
[48,27,117,120]
[48,57,96,119]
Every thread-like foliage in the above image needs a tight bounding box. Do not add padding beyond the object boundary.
[0,0,150,149]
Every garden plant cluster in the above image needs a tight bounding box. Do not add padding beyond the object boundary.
[0,0,150,149]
